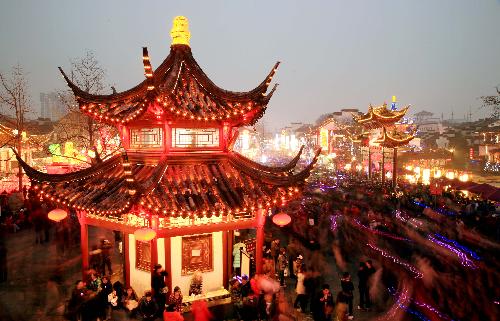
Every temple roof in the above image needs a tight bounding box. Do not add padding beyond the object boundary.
[374,128,415,148]
[59,45,279,126]
[353,103,409,129]
[18,148,320,219]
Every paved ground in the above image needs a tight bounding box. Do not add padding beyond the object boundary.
[0,224,383,321]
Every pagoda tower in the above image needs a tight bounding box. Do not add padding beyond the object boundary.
[18,17,319,298]
[353,103,414,187]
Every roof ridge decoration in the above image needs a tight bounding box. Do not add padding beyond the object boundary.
[230,145,305,174]
[170,16,190,47]
[374,127,415,148]
[353,103,410,129]
[57,16,280,126]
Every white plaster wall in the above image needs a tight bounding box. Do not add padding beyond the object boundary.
[128,234,152,297]
[170,232,223,296]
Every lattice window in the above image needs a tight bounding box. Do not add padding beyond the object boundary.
[173,128,219,148]
[131,128,163,148]
[135,240,151,272]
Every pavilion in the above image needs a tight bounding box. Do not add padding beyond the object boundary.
[17,16,319,298]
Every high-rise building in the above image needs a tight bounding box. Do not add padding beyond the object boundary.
[39,92,67,120]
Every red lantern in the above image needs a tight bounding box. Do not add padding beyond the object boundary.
[48,208,68,222]
[134,227,156,241]
[272,212,291,227]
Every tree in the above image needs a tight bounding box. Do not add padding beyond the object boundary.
[54,51,122,165]
[0,64,32,191]
[480,86,500,119]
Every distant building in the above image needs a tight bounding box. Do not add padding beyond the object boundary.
[40,92,67,121]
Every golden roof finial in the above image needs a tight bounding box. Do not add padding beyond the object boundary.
[170,16,190,46]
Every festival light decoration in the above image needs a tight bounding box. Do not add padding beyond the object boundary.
[272,212,291,227]
[427,235,477,269]
[367,243,423,278]
[352,219,410,241]
[48,208,68,222]
[134,227,156,241]
[387,287,456,321]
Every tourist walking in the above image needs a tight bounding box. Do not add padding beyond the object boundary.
[340,272,354,319]
[277,247,288,286]
[313,284,334,321]
[152,263,168,315]
[294,265,307,312]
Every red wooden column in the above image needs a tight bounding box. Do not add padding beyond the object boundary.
[124,233,130,287]
[255,209,266,275]
[227,230,234,279]
[150,216,159,274]
[164,236,172,293]
[222,231,228,288]
[79,211,89,280]
[392,147,398,188]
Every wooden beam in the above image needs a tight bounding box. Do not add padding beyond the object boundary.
[156,218,257,238]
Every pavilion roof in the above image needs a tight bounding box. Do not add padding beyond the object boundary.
[17,148,320,219]
[353,103,410,129]
[59,45,279,127]
[374,128,415,148]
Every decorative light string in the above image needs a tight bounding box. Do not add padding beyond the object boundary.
[427,235,477,269]
[433,233,480,260]
[413,200,457,217]
[388,287,456,321]
[367,243,423,278]
[353,218,411,242]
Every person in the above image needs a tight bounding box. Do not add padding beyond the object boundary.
[112,281,124,309]
[364,260,375,310]
[229,278,242,320]
[314,284,334,321]
[293,254,303,280]
[164,303,184,321]
[258,293,277,321]
[294,265,307,312]
[191,299,213,321]
[89,245,102,273]
[168,286,183,313]
[86,271,101,293]
[152,263,168,314]
[123,286,139,316]
[232,240,246,276]
[138,291,159,321]
[340,272,354,319]
[335,291,350,321]
[277,247,287,286]
[240,274,252,299]
[108,289,120,317]
[66,280,89,321]
[357,262,368,311]
[100,239,113,276]
[98,276,113,321]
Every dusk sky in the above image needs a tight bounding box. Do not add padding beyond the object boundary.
[1,0,499,129]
